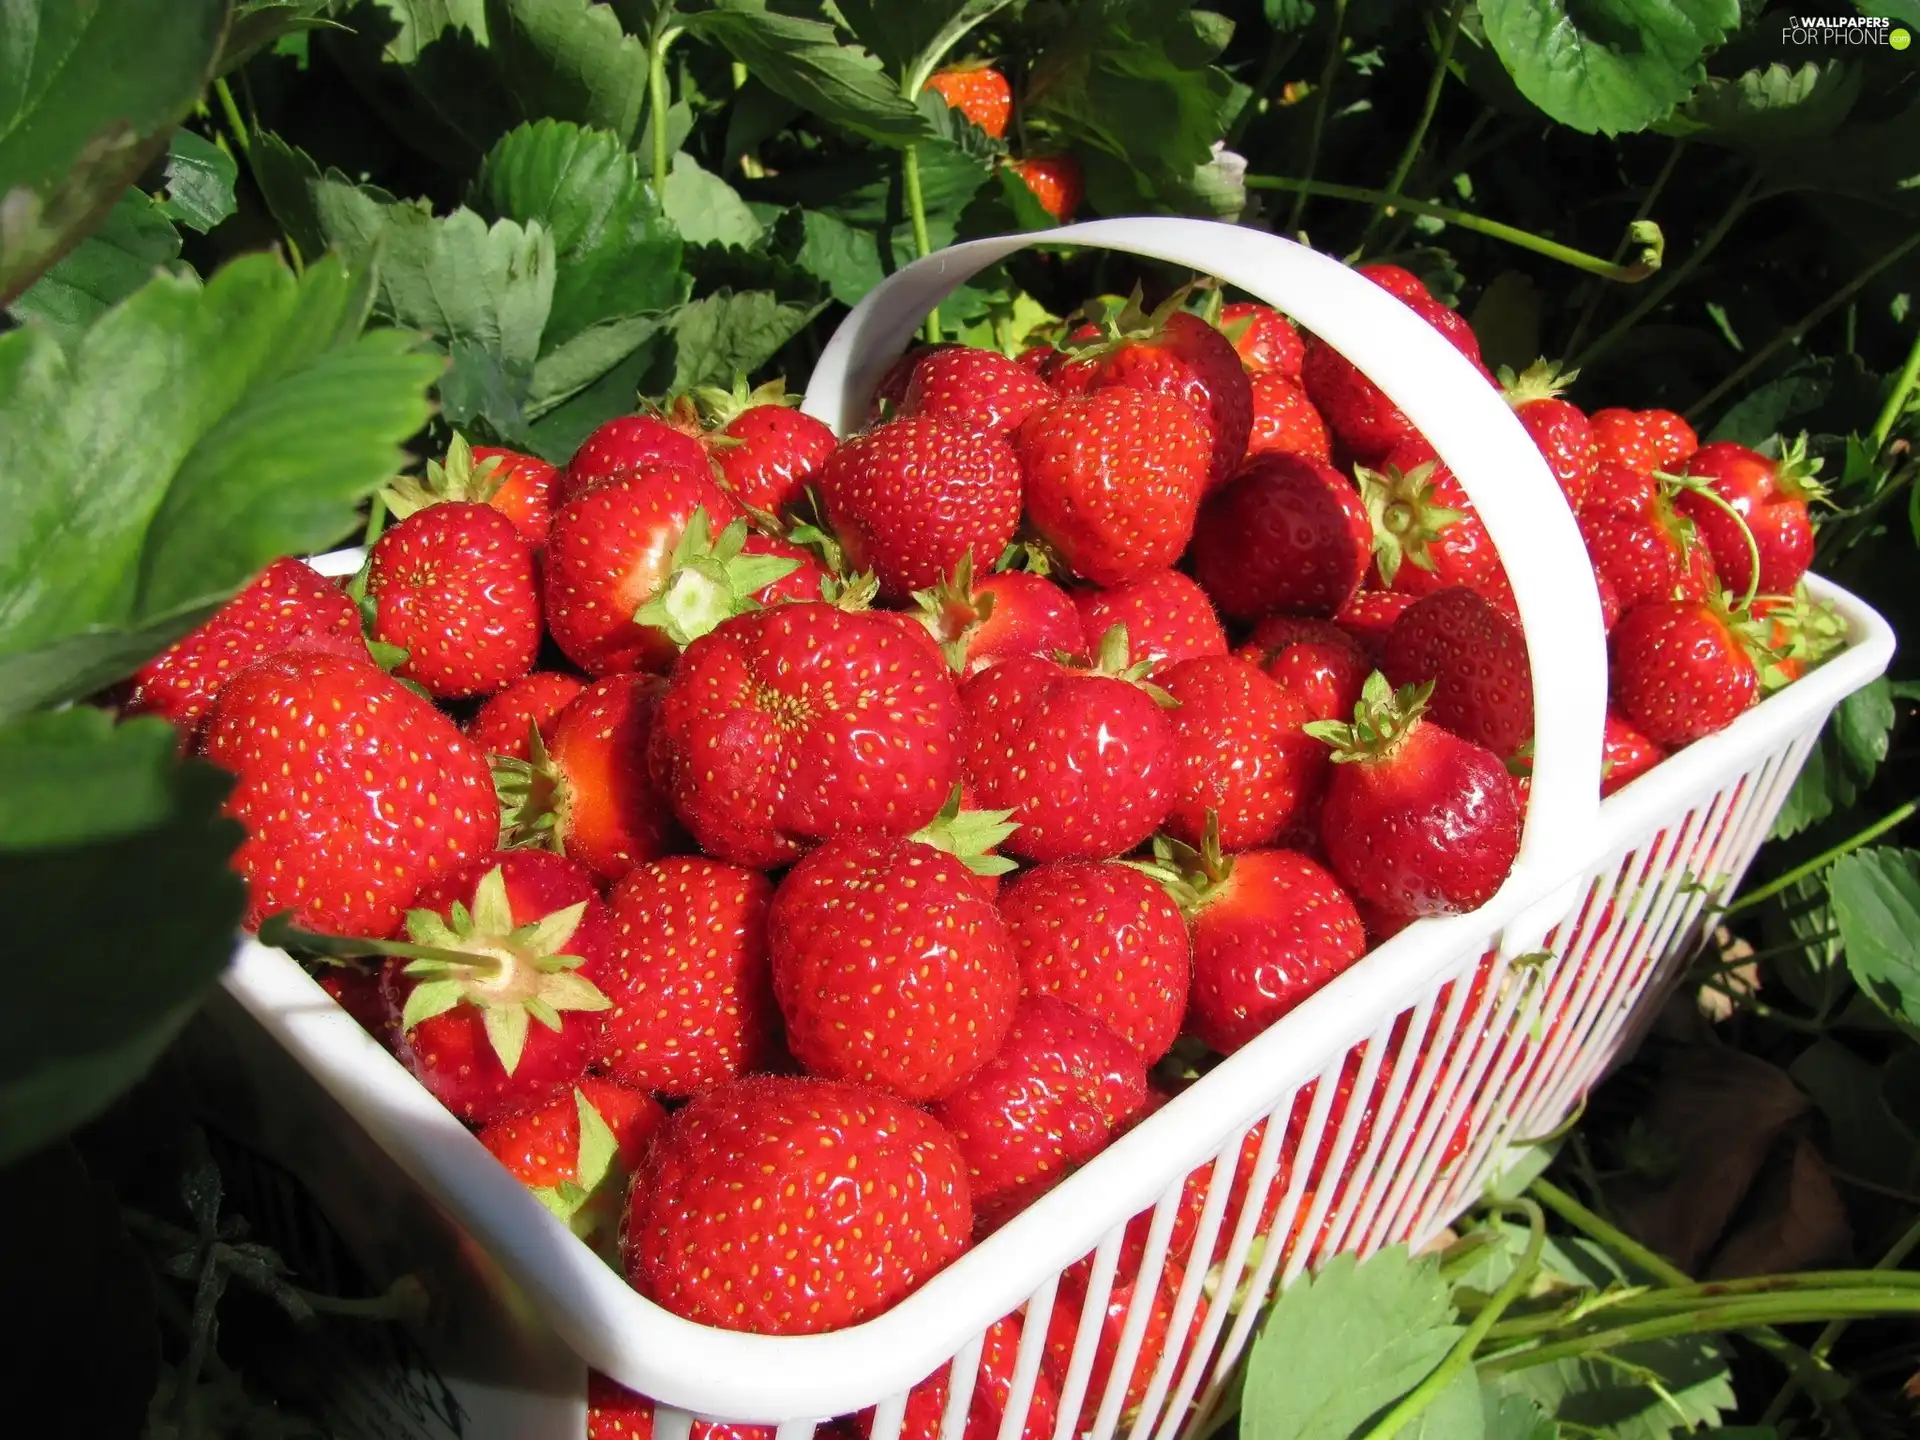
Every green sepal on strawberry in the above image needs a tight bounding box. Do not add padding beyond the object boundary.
[687,375,839,518]
[1499,360,1596,511]
[910,552,1083,676]
[1355,456,1467,588]
[633,508,804,647]
[909,784,1022,883]
[383,433,557,549]
[478,1079,666,1258]
[1754,583,1848,687]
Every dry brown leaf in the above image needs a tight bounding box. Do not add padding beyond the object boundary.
[1706,1134,1853,1279]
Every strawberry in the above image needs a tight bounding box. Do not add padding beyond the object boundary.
[367,501,541,699]
[650,603,963,868]
[1161,655,1324,851]
[1753,585,1848,684]
[560,413,714,505]
[1190,453,1372,620]
[1016,388,1211,586]
[1244,372,1332,461]
[206,648,496,938]
[1356,262,1431,303]
[999,860,1192,1064]
[479,1078,665,1250]
[1041,1254,1202,1431]
[961,627,1178,862]
[913,556,1084,675]
[1306,673,1523,919]
[1301,293,1486,463]
[588,1375,778,1440]
[1237,615,1370,724]
[496,672,680,883]
[900,344,1055,439]
[127,557,364,739]
[1578,486,1719,611]
[1072,569,1226,676]
[600,856,780,1096]
[1358,440,1511,609]
[623,1074,973,1334]
[1010,154,1083,221]
[689,376,838,517]
[769,834,1019,1101]
[931,995,1147,1230]
[1221,301,1305,380]
[1332,588,1416,659]
[1642,409,1699,470]
[380,851,615,1125]
[1588,408,1659,476]
[820,415,1024,601]
[1381,588,1534,760]
[907,784,1022,901]
[1051,296,1254,491]
[1583,461,1659,517]
[1609,597,1763,747]
[925,65,1013,138]
[1501,361,1595,510]
[1676,436,1823,597]
[1594,562,1623,632]
[383,434,558,549]
[855,1314,1060,1440]
[465,671,587,761]
[1601,708,1665,795]
[318,967,389,1041]
[869,343,961,422]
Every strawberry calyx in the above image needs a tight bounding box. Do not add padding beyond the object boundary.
[494,725,568,853]
[381,433,509,521]
[1769,432,1829,506]
[1657,470,1762,608]
[910,553,995,673]
[1497,358,1577,408]
[634,507,802,647]
[1705,589,1790,693]
[1354,460,1466,586]
[1301,671,1434,764]
[690,373,801,437]
[995,537,1059,576]
[909,784,1020,878]
[531,1087,622,1229]
[782,487,847,574]
[1756,584,1848,679]
[1058,279,1218,360]
[1125,811,1234,917]
[1069,624,1179,707]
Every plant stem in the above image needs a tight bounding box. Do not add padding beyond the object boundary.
[1225,26,1304,150]
[1360,0,1468,251]
[902,144,940,343]
[1829,1168,1920,1207]
[212,77,250,158]
[1561,139,1685,361]
[1247,177,1661,282]
[1532,1178,1685,1283]
[1724,801,1917,915]
[1287,0,1349,234]
[648,25,681,197]
[1870,321,1920,455]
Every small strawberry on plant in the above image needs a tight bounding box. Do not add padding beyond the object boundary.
[465,672,586,762]
[1009,154,1083,221]
[1190,452,1372,619]
[1071,568,1227,676]
[383,434,558,548]
[924,64,1013,137]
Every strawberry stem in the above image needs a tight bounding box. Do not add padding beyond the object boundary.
[1870,318,1920,457]
[1559,136,1686,360]
[1284,0,1349,234]
[647,21,681,198]
[902,145,940,344]
[1661,471,1762,610]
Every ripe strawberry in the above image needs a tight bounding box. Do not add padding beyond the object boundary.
[819,415,1024,601]
[1601,708,1665,795]
[206,648,496,938]
[650,603,963,868]
[1501,361,1595,510]
[383,434,558,549]
[961,627,1178,862]
[1332,588,1416,659]
[602,857,780,1096]
[1052,296,1254,490]
[1382,588,1534,760]
[1307,674,1523,919]
[381,851,614,1125]
[1358,440,1511,609]
[925,65,1013,137]
[465,671,587,761]
[588,1374,778,1440]
[1582,461,1659,518]
[624,1074,972,1334]
[1676,436,1823,597]
[1588,408,1659,476]
[1190,453,1371,620]
[689,376,838,517]
[641,510,817,648]
[1244,372,1332,461]
[869,343,961,421]
[1017,388,1211,586]
[1643,409,1699,469]
[1072,569,1227,676]
[900,344,1055,439]
[1357,262,1431,303]
[127,557,364,738]
[1578,486,1719,611]
[496,672,680,883]
[913,556,1084,675]
[931,995,1147,1230]
[769,834,1019,1101]
[479,1078,665,1250]
[1609,598,1763,746]
[855,1314,1060,1440]
[1237,615,1370,723]
[318,967,389,1041]
[1221,301,1305,379]
[1301,293,1486,463]
[367,501,540,699]
[1041,1253,1202,1431]
[1161,655,1324,851]
[560,412,714,504]
[1000,861,1192,1064]
[1010,154,1083,221]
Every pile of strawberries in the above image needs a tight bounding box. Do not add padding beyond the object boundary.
[117,255,1845,1437]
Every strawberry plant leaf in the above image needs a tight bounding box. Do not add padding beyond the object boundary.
[5,188,184,348]
[314,0,514,166]
[482,0,651,142]
[796,207,923,308]
[1771,677,1895,837]
[528,313,671,420]
[1476,0,1740,136]
[662,152,764,250]
[1670,61,1862,153]
[1790,1039,1920,1199]
[1393,1369,1483,1439]
[1830,847,1920,1028]
[217,0,337,76]
[1488,1338,1735,1439]
[1707,367,1832,447]
[835,0,1014,77]
[157,129,239,234]
[526,336,670,463]
[1478,1391,1555,1440]
[669,287,828,392]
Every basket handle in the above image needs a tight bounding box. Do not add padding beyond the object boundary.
[801,217,1607,948]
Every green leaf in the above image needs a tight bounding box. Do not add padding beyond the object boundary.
[1491,1339,1734,1439]
[1673,61,1862,153]
[156,129,238,234]
[218,1,338,76]
[5,188,182,348]
[662,151,763,249]
[1790,1038,1920,1196]
[796,206,903,308]
[1708,367,1832,447]
[669,288,827,392]
[440,337,534,444]
[1241,1247,1462,1440]
[1477,0,1740,136]
[0,252,441,717]
[1479,1391,1555,1440]
[572,1088,620,1195]
[1396,1369,1483,1439]
[314,0,510,165]
[526,333,668,463]
[0,0,227,304]
[1772,677,1895,838]
[482,0,651,142]
[1831,847,1920,1027]
[835,0,1014,76]
[528,314,670,420]
[1265,0,1318,29]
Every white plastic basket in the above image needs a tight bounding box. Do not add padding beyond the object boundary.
[213,219,1894,1439]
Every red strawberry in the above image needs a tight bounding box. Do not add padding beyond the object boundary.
[769,834,1019,1101]
[650,603,963,868]
[961,628,1178,862]
[1357,263,1431,303]
[465,671,587,761]
[367,501,540,698]
[820,415,1024,601]
[1221,301,1305,380]
[1190,453,1371,620]
[318,967,389,1041]
[1588,408,1659,476]
[1041,1254,1201,1431]
[1594,561,1623,632]
[1676,436,1823,597]
[1601,708,1665,795]
[1052,297,1253,490]
[1578,487,1719,611]
[560,413,714,505]
[855,1314,1059,1440]
[479,1078,665,1251]
[1161,655,1324,851]
[914,557,1084,676]
[1016,388,1211,586]
[689,377,838,517]
[1307,673,1523,918]
[588,1375,778,1440]
[1358,440,1511,609]
[1301,293,1485,463]
[1502,361,1595,510]
[900,345,1055,439]
[382,851,615,1125]
[1583,461,1659,517]
[1237,615,1370,723]
[1609,598,1763,747]
[1382,588,1535,760]
[127,557,364,738]
[1643,409,1699,470]
[1072,569,1227,677]
[1010,154,1083,221]
[206,648,496,938]
[1332,588,1416,658]
[931,995,1147,1230]
[602,857,780,1096]
[1000,861,1192,1064]
[497,672,679,883]
[623,1074,972,1333]
[383,435,558,549]
[1244,372,1332,461]
[869,343,962,421]
[925,65,1013,137]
